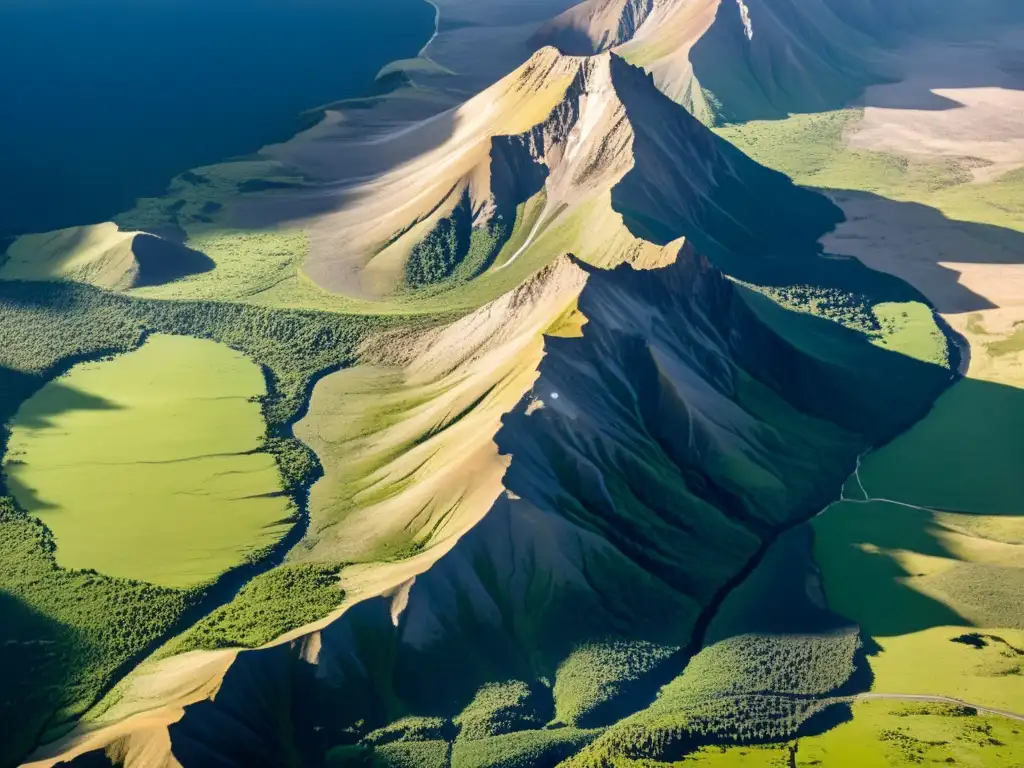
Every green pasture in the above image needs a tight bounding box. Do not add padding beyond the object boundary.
[5,334,290,588]
[857,378,1024,515]
[666,701,1024,767]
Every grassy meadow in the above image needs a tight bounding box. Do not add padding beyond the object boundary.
[5,334,291,587]
[856,379,1024,515]
[667,701,1024,767]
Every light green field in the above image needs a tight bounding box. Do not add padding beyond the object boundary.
[718,110,1024,234]
[130,227,310,304]
[814,499,1024,635]
[857,379,1024,515]
[4,333,291,587]
[796,701,1024,767]
[814,495,1024,712]
[869,628,1024,714]
[871,302,949,366]
[609,701,1024,767]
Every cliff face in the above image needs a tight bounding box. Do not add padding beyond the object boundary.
[530,0,657,55]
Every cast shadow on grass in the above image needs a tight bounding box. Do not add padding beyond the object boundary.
[815,374,1024,638]
[822,189,1024,314]
[9,380,122,431]
[0,592,82,768]
[131,234,215,288]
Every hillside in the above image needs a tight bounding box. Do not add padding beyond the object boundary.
[1,0,1022,767]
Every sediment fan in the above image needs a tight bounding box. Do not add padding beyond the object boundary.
[10,0,1023,765]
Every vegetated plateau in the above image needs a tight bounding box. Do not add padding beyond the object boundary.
[1,0,1023,767]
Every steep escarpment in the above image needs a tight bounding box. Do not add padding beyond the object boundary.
[530,0,656,55]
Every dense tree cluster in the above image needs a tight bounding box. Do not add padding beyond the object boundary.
[750,282,882,335]
[450,727,601,768]
[454,680,548,742]
[163,563,345,654]
[404,196,508,289]
[553,641,677,727]
[0,499,198,765]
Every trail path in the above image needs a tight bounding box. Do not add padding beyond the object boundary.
[834,452,947,515]
[714,691,1024,722]
[847,693,1024,723]
[495,208,551,271]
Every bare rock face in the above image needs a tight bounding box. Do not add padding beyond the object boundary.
[530,0,656,55]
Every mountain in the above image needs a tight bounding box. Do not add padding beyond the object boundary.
[531,0,1024,123]
[530,0,656,55]
[6,0,1024,766]
[21,48,954,768]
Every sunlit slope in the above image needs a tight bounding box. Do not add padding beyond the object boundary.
[530,0,657,55]
[294,256,586,567]
[232,49,846,305]
[0,223,212,291]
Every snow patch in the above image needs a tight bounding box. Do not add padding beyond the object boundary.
[735,0,753,40]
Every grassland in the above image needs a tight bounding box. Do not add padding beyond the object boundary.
[855,380,1024,515]
[717,110,1024,236]
[869,628,1024,714]
[5,334,291,587]
[664,701,1024,767]
[796,701,1024,767]
[815,499,1024,634]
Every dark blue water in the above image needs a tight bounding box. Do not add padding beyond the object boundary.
[0,0,434,238]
